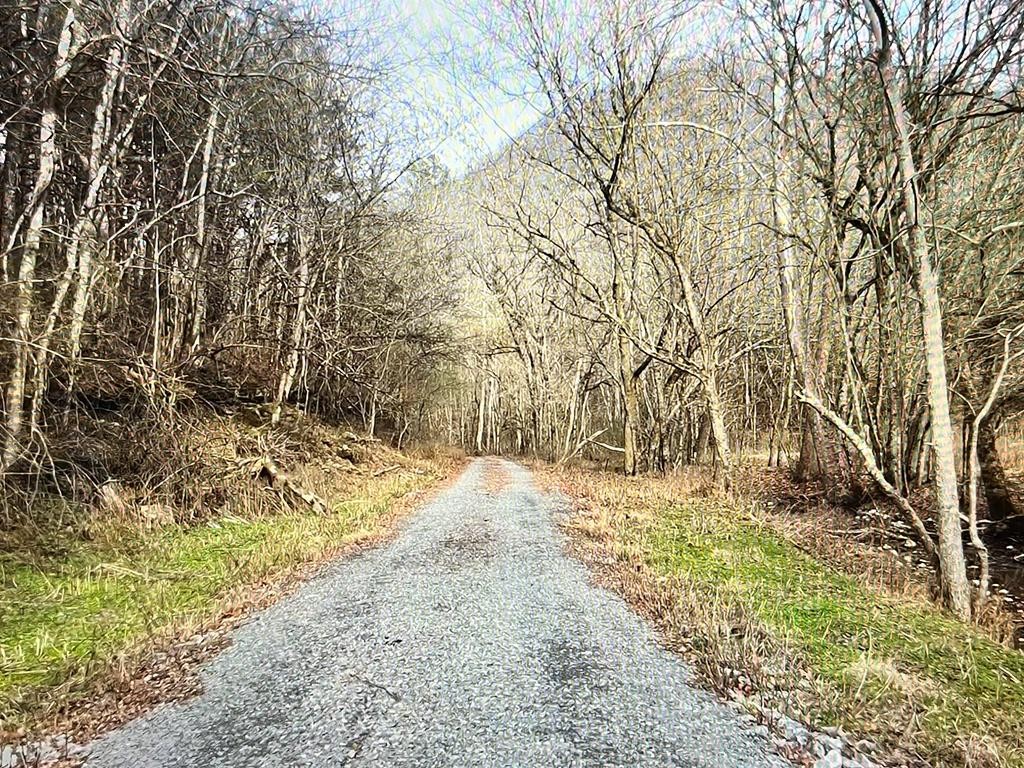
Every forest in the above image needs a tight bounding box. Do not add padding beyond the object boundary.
[435,0,1024,625]
[2,0,1024,765]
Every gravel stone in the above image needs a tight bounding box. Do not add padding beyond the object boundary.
[782,716,811,746]
[818,735,844,754]
[814,750,844,768]
[83,459,790,767]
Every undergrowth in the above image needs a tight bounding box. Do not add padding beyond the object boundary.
[555,467,1024,768]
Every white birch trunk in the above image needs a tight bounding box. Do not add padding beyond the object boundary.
[3,2,79,469]
[271,229,311,425]
[32,1,129,424]
[187,103,220,352]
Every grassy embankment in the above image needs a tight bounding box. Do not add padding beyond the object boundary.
[0,410,456,738]
[553,467,1024,768]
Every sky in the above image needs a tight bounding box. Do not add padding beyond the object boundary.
[369,0,732,177]
[334,0,730,179]
[371,0,544,177]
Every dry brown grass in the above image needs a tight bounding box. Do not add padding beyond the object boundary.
[404,442,468,464]
[543,466,824,713]
[999,428,1024,516]
[766,501,930,602]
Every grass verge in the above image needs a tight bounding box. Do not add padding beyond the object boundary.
[1,432,456,745]
[550,466,1024,768]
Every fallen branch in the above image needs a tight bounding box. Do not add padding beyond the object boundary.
[589,439,626,454]
[560,428,606,463]
[252,456,329,514]
[372,464,401,477]
[559,428,626,464]
[797,391,938,564]
[576,427,625,454]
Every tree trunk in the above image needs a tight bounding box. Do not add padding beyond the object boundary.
[863,0,970,619]
[677,253,732,490]
[475,377,486,454]
[562,358,583,460]
[772,77,836,483]
[33,2,129,424]
[777,236,830,483]
[612,251,638,475]
[965,329,1023,610]
[2,2,79,470]
[271,229,311,425]
[694,413,710,464]
[187,103,220,352]
[368,392,377,438]
[1,122,21,284]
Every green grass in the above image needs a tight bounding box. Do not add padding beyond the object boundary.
[0,472,429,727]
[634,499,1024,765]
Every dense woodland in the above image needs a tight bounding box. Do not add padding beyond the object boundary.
[0,0,461,462]
[3,0,1024,624]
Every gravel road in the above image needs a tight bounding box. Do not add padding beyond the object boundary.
[84,459,788,767]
